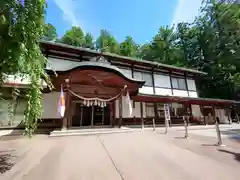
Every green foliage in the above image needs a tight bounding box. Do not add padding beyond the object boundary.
[0,0,52,136]
[119,36,139,57]
[61,26,85,46]
[42,23,57,41]
[84,33,94,49]
[96,29,120,53]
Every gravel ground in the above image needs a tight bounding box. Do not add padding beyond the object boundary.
[0,131,240,180]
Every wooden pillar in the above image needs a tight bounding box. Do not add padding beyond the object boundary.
[140,101,144,128]
[112,102,115,127]
[62,80,70,130]
[151,68,156,94]
[184,73,190,97]
[91,105,94,127]
[189,103,193,124]
[234,105,240,124]
[212,106,216,124]
[226,107,232,125]
[236,111,240,124]
[200,105,206,125]
[119,96,122,128]
[80,104,83,126]
[153,103,159,124]
[169,72,174,95]
[102,107,105,127]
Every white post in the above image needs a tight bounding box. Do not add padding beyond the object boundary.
[164,104,170,134]
[165,116,169,134]
[184,116,188,139]
[153,118,156,131]
[215,119,225,146]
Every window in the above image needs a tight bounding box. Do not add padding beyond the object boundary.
[119,68,132,78]
[187,79,197,91]
[142,73,153,86]
[154,74,171,88]
[134,71,153,86]
[133,71,142,80]
[171,77,187,90]
[146,103,155,117]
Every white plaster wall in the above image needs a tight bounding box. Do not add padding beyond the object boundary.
[155,88,172,96]
[139,86,154,95]
[46,57,80,71]
[189,91,198,98]
[215,109,229,123]
[142,102,146,118]
[115,99,146,118]
[0,99,26,126]
[4,74,30,85]
[191,105,202,116]
[173,90,188,97]
[122,96,134,118]
[42,92,62,119]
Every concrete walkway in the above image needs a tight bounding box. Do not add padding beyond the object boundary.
[1,131,240,180]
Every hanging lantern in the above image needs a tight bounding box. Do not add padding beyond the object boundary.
[87,100,90,107]
[94,100,97,106]
[83,99,86,106]
[103,101,106,107]
[97,100,100,106]
[90,100,93,106]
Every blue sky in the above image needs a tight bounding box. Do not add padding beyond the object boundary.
[45,0,202,44]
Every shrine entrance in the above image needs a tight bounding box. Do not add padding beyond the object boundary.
[53,56,145,129]
[71,102,111,127]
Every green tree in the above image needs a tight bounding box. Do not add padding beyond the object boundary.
[61,26,85,46]
[42,23,57,41]
[0,0,52,135]
[83,33,94,49]
[139,26,179,65]
[96,29,119,53]
[119,36,139,57]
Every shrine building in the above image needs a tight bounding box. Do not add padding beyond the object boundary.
[0,41,239,130]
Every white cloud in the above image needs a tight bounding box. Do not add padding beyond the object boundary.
[171,0,202,26]
[52,0,82,27]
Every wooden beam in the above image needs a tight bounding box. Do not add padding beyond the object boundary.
[184,72,190,97]
[226,107,232,124]
[212,106,216,124]
[151,68,156,94]
[119,96,123,128]
[80,104,83,126]
[169,73,174,95]
[102,107,105,126]
[91,105,94,127]
[140,101,144,129]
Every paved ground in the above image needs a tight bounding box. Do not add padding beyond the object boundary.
[1,130,240,180]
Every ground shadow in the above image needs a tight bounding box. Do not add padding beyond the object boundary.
[218,149,240,162]
[0,150,16,174]
[174,136,186,139]
[221,128,240,142]
[201,144,218,147]
[0,123,54,141]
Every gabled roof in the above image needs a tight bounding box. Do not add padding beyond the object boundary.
[56,61,146,86]
[40,40,207,75]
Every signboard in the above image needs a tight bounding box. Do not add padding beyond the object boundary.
[164,104,171,121]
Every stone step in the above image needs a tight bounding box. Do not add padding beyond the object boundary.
[49,127,134,137]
